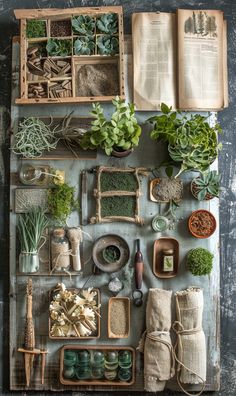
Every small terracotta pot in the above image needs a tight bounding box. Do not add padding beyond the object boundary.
[190,179,213,201]
[111,148,133,158]
[188,209,216,238]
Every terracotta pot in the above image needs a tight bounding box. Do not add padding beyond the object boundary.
[188,209,216,238]
[190,179,213,201]
[111,148,133,158]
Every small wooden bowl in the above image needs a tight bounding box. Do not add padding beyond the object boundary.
[150,177,183,203]
[153,238,179,278]
[188,209,217,239]
[108,297,130,338]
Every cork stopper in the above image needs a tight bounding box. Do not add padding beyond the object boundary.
[53,228,65,238]
[163,249,174,255]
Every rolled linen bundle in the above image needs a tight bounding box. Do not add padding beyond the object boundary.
[139,288,174,392]
[173,287,206,394]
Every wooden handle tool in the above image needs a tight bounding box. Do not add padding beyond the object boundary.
[134,239,144,290]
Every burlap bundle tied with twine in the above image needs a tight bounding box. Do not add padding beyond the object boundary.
[173,287,206,395]
[138,288,175,392]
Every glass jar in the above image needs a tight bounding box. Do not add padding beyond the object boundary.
[19,252,39,273]
[19,164,50,186]
[162,249,174,272]
[51,228,70,272]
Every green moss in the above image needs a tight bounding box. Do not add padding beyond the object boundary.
[187,247,213,276]
[101,172,138,192]
[101,196,136,218]
[47,183,79,225]
[26,19,46,38]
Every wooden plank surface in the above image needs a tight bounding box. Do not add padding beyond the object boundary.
[9,37,220,392]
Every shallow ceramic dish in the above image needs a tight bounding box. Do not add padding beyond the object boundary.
[153,237,179,278]
[92,234,130,273]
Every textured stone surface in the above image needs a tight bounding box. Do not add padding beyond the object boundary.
[0,0,236,395]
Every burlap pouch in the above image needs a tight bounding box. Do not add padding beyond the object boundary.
[173,287,206,394]
[138,288,174,392]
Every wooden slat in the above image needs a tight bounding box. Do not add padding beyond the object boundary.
[14,7,123,19]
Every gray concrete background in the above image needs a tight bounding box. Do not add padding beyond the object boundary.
[0,0,235,395]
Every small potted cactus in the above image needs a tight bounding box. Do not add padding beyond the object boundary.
[191,170,220,201]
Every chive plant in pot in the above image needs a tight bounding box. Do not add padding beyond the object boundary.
[148,103,222,178]
[18,207,49,273]
[191,170,220,201]
[80,96,141,157]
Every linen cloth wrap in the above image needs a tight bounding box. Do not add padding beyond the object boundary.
[174,287,206,384]
[141,288,174,392]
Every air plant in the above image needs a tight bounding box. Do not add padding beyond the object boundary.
[18,207,49,254]
[49,283,100,337]
[12,117,59,158]
[12,114,87,159]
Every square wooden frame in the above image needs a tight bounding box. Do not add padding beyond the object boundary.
[90,166,148,225]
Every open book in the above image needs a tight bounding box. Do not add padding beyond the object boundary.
[132,10,228,111]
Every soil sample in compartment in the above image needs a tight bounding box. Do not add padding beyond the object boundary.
[50,20,71,37]
[75,63,119,97]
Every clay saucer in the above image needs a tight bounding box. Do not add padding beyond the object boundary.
[153,237,179,278]
[92,234,130,273]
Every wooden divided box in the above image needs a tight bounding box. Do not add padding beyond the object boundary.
[14,7,125,104]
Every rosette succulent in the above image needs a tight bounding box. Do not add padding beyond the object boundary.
[96,13,118,34]
[72,15,95,35]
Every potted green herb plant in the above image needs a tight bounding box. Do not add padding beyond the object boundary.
[191,170,220,200]
[80,97,141,156]
[148,103,222,178]
[18,207,49,273]
[187,247,214,276]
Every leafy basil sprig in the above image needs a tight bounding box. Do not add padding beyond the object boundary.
[148,103,222,177]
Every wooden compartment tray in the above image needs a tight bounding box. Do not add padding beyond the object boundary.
[108,297,130,338]
[14,6,125,104]
[153,237,179,278]
[60,345,135,386]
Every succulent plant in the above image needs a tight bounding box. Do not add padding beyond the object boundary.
[148,103,222,177]
[97,35,119,55]
[46,38,72,56]
[74,36,95,55]
[187,247,214,276]
[96,13,118,34]
[192,170,220,200]
[72,15,95,35]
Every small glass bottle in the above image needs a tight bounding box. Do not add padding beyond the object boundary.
[51,228,70,272]
[162,249,174,272]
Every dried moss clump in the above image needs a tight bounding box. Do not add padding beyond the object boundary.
[101,172,138,192]
[187,247,213,276]
[101,196,136,218]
